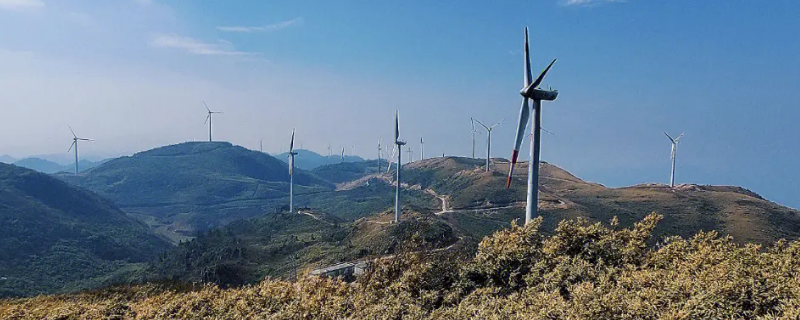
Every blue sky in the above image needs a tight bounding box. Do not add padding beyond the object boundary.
[0,0,798,208]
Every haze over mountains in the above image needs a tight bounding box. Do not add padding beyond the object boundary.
[275,149,365,170]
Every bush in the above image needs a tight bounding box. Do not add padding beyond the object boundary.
[4,213,800,319]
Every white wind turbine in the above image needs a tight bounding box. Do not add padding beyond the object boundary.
[420,136,424,160]
[203,101,222,142]
[67,126,94,174]
[393,110,406,223]
[377,138,383,172]
[288,129,299,213]
[664,132,684,188]
[469,118,481,159]
[406,148,413,164]
[474,118,504,172]
[506,27,559,225]
[340,147,345,163]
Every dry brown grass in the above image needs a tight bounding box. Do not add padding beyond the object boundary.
[3,213,800,319]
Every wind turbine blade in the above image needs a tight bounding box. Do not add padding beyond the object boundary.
[67,141,75,153]
[394,110,400,142]
[289,129,295,152]
[675,132,685,143]
[203,101,211,112]
[529,58,557,91]
[79,138,94,141]
[507,27,533,189]
[471,117,476,131]
[524,27,533,89]
[474,119,489,130]
[204,114,210,124]
[68,125,76,138]
[664,132,675,143]
[491,119,505,129]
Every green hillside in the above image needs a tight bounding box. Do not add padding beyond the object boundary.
[57,142,335,237]
[0,163,171,298]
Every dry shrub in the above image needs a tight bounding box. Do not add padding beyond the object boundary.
[3,212,800,319]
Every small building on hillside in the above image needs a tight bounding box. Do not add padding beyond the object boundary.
[311,261,368,278]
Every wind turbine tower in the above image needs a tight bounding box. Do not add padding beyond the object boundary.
[506,27,559,225]
[203,101,222,142]
[664,132,684,188]
[288,129,299,213]
[474,118,503,172]
[67,126,94,174]
[406,148,413,164]
[393,110,406,223]
[340,147,345,163]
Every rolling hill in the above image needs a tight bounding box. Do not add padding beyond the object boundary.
[0,162,171,298]
[399,156,800,244]
[57,142,335,238]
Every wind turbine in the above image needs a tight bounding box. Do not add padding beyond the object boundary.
[288,129,298,213]
[406,148,413,164]
[340,147,345,163]
[377,138,383,172]
[203,101,222,142]
[393,110,406,223]
[469,118,481,159]
[664,132,684,188]
[259,139,263,153]
[506,27,559,225]
[420,136,424,160]
[474,118,504,172]
[67,126,94,174]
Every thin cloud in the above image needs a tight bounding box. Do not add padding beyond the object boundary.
[0,0,45,10]
[217,17,303,33]
[560,0,626,6]
[149,33,252,56]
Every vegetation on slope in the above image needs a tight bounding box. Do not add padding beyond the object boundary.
[146,211,456,287]
[6,214,800,319]
[0,163,171,298]
[57,142,334,234]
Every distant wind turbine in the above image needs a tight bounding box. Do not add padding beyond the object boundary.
[664,132,684,188]
[377,138,383,172]
[340,147,345,163]
[259,139,263,153]
[67,126,94,174]
[469,118,481,159]
[203,101,222,142]
[393,110,406,223]
[420,136,424,160]
[506,27,559,225]
[288,129,298,213]
[406,148,413,164]
[474,118,504,172]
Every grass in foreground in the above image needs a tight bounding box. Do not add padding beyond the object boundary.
[3,213,800,319]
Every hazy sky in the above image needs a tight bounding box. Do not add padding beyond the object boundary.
[1,0,799,208]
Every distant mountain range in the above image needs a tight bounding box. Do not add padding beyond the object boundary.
[0,155,15,164]
[11,157,108,174]
[0,162,170,298]
[275,149,365,170]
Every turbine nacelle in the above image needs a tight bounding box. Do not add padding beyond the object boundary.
[521,88,559,101]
